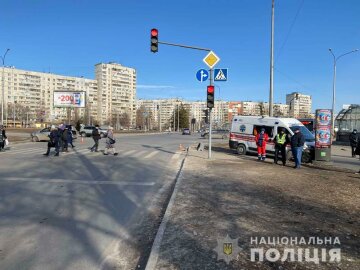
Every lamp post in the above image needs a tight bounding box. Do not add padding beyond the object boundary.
[329,48,359,134]
[1,49,10,125]
[269,0,275,117]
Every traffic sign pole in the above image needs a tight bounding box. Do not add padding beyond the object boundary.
[208,68,213,159]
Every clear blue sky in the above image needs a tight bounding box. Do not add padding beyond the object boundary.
[1,0,359,113]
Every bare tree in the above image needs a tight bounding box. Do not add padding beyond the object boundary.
[120,113,131,129]
[136,106,146,129]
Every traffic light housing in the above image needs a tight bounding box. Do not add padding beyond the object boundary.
[150,28,158,53]
[207,85,214,108]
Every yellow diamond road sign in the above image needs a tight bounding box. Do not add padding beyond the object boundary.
[203,51,220,69]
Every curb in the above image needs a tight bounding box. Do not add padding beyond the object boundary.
[144,152,188,270]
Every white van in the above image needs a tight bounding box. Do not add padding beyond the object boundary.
[229,116,315,162]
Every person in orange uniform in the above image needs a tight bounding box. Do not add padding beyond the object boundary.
[255,128,269,161]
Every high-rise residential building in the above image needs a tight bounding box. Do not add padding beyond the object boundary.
[188,101,207,129]
[212,100,229,127]
[241,101,289,117]
[0,62,136,127]
[95,62,136,126]
[286,92,312,118]
[137,98,182,130]
[0,66,98,126]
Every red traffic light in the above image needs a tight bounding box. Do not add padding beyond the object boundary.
[151,28,158,37]
[207,85,214,94]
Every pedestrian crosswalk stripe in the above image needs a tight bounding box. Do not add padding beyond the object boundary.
[122,150,136,156]
[0,147,171,160]
[4,147,43,155]
[170,152,181,160]
[144,151,159,159]
[132,150,148,158]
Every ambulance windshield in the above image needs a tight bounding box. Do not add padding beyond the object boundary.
[290,126,315,142]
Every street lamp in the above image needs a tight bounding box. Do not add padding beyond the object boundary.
[1,48,10,125]
[329,48,359,134]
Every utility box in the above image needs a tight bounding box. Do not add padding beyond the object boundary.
[314,109,332,161]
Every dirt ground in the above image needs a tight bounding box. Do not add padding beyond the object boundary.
[153,143,360,270]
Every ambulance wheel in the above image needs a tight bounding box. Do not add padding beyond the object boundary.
[236,144,246,155]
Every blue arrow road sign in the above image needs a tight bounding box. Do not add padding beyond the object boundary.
[196,69,209,82]
[214,68,228,81]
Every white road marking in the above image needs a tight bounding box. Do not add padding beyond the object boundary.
[170,152,181,160]
[144,150,159,159]
[0,177,156,186]
[122,150,136,156]
[131,150,148,158]
[0,147,42,155]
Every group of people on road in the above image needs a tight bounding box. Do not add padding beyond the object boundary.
[255,127,305,169]
[0,125,8,152]
[44,124,118,157]
[90,125,118,156]
[44,124,75,156]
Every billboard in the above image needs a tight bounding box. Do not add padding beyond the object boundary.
[315,109,332,161]
[53,91,86,108]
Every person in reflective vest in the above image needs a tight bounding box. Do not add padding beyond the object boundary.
[274,128,289,166]
[255,128,269,161]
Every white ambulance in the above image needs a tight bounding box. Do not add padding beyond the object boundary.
[229,116,315,162]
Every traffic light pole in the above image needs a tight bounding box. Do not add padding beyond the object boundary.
[208,69,213,159]
[153,34,214,158]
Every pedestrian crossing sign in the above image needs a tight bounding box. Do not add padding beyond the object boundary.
[214,68,228,81]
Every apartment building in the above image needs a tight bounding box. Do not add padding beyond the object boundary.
[0,62,136,126]
[228,101,242,123]
[0,66,98,126]
[95,62,136,126]
[137,98,182,130]
[228,100,291,121]
[286,92,312,118]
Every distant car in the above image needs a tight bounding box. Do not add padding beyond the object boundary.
[31,127,51,142]
[200,128,209,137]
[202,129,229,139]
[182,128,191,135]
[79,125,107,137]
[30,125,77,142]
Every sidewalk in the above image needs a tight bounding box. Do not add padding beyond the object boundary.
[149,144,360,270]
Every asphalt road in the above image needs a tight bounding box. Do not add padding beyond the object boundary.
[331,145,360,172]
[0,133,197,270]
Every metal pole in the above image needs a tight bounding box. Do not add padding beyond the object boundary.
[269,0,275,117]
[208,69,214,159]
[177,103,179,132]
[159,103,161,132]
[173,105,175,132]
[328,48,358,135]
[1,49,10,125]
[13,101,15,127]
[331,60,336,135]
[158,41,211,52]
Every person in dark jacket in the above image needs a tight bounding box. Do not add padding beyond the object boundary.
[67,126,75,148]
[61,126,69,152]
[0,125,7,151]
[90,125,101,152]
[349,129,359,157]
[44,125,60,156]
[274,128,289,166]
[290,128,305,169]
